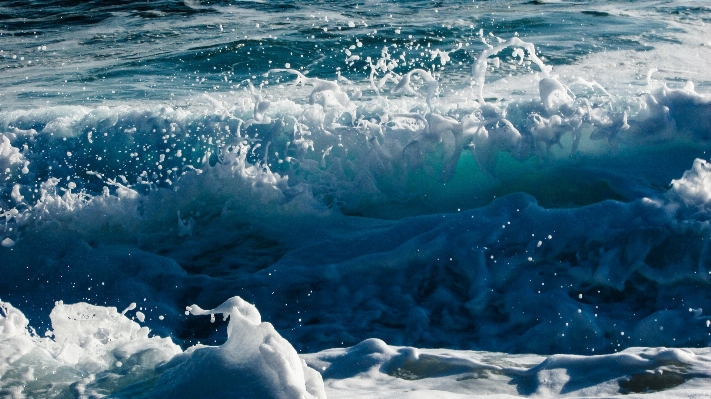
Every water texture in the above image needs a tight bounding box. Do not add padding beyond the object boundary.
[2,1,711,398]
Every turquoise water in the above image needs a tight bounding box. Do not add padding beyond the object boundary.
[0,0,711,397]
[2,2,711,396]
[1,1,703,105]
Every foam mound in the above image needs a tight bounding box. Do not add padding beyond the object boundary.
[1,297,326,399]
[147,296,326,399]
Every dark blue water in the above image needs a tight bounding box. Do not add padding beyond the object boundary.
[2,1,711,397]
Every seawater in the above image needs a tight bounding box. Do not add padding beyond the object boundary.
[2,1,711,398]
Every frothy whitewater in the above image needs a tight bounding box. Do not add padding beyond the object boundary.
[2,1,711,397]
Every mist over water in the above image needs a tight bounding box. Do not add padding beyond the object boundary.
[2,1,711,398]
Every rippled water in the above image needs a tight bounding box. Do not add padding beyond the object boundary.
[2,1,709,106]
[2,1,711,398]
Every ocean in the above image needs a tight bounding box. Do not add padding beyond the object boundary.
[2,0,711,397]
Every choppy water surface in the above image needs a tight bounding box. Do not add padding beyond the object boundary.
[2,1,711,398]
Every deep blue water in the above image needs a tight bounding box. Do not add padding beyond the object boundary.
[2,0,711,362]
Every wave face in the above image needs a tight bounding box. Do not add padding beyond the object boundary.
[2,0,711,397]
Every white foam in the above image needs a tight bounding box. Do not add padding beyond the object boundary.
[1,297,328,398]
[670,158,711,210]
[0,34,709,237]
[7,297,711,398]
[304,339,711,398]
[472,37,552,104]
[0,299,181,397]
[49,301,180,371]
[148,296,326,399]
